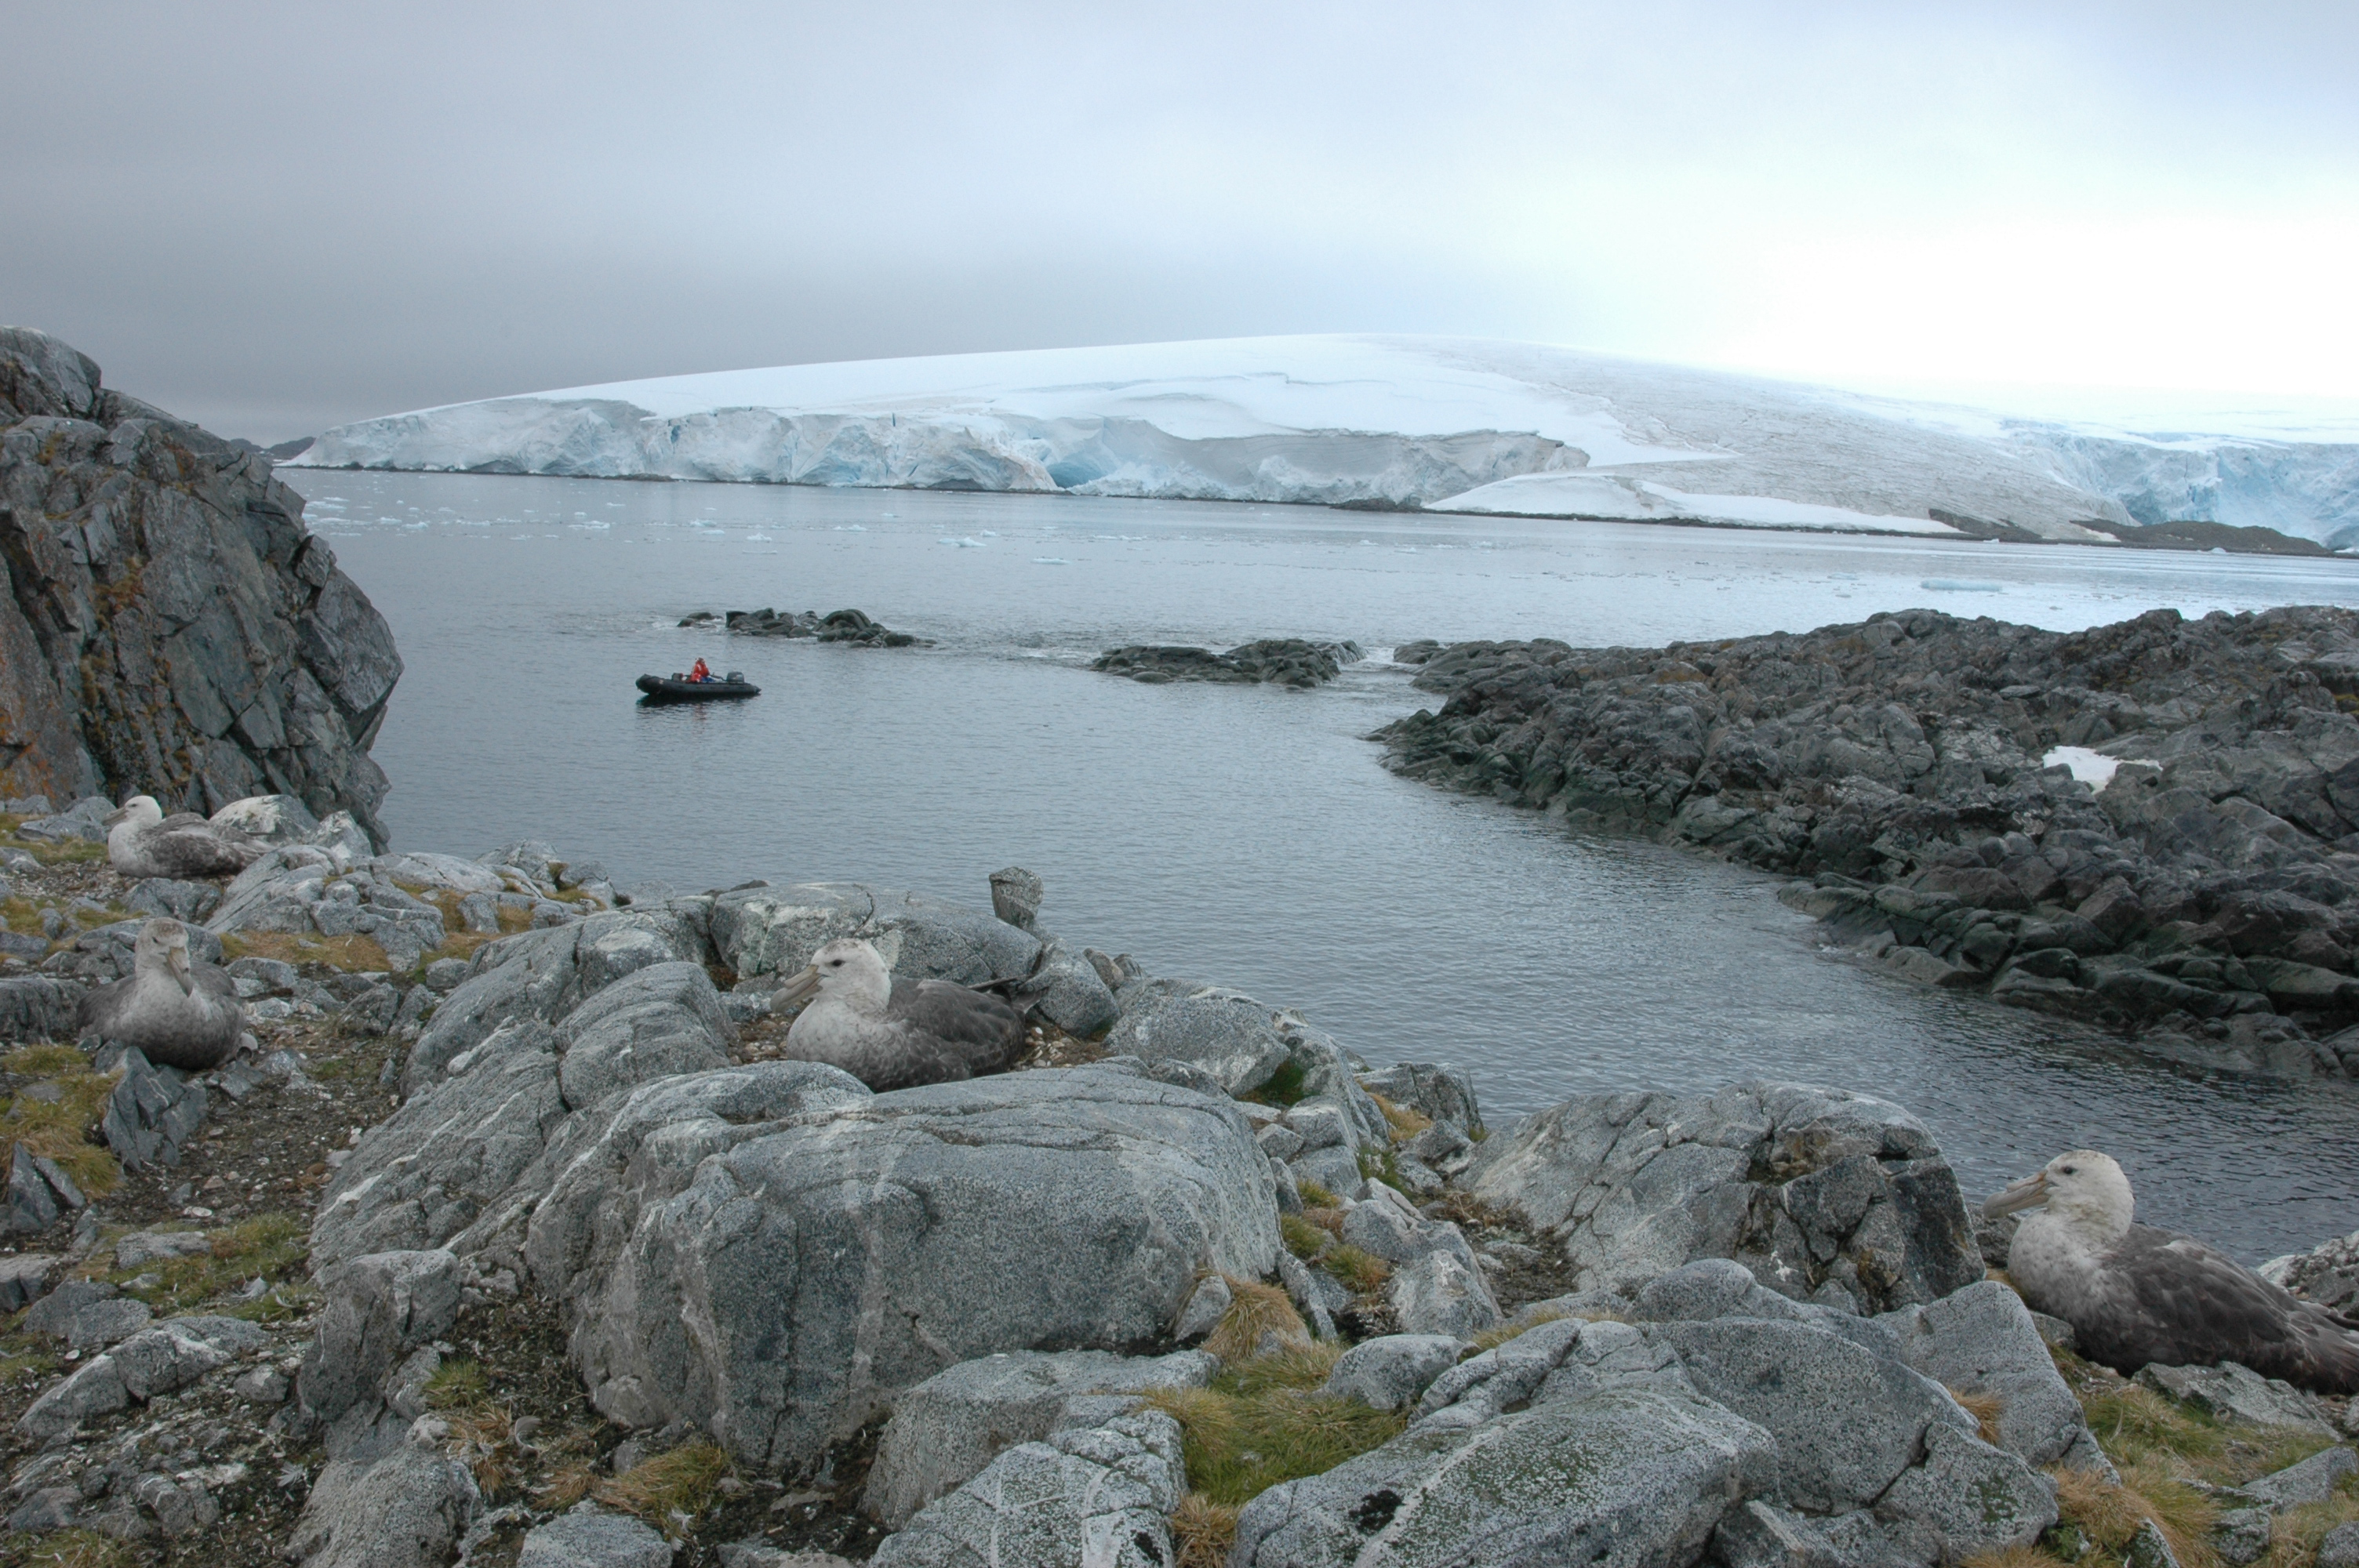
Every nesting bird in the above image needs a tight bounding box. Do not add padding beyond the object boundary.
[104,796,264,880]
[1986,1149,2359,1392]
[75,918,245,1071]
[770,937,1027,1091]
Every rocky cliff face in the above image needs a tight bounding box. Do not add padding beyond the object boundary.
[0,328,399,843]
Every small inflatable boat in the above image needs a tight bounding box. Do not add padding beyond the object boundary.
[637,672,761,703]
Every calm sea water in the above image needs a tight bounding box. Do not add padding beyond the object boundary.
[287,469,2359,1260]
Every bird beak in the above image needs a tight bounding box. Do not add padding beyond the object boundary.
[1982,1171,2050,1218]
[167,942,194,996]
[102,806,131,827]
[770,964,820,1013]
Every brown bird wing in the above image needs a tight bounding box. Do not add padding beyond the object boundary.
[2097,1224,2359,1393]
[878,978,1026,1087]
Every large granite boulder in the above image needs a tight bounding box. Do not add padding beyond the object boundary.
[1461,1083,1981,1312]
[562,1065,1278,1471]
[708,882,1041,985]
[0,328,398,835]
[403,905,709,1091]
[551,959,735,1110]
[313,1019,568,1269]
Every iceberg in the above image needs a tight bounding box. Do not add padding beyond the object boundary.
[291,335,2359,543]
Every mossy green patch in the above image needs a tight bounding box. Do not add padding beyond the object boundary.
[0,1048,122,1200]
[112,1210,307,1316]
[1147,1345,1401,1508]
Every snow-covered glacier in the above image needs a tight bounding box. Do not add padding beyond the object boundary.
[292,336,2359,543]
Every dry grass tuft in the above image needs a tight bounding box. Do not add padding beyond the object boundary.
[1147,1343,1401,1508]
[2,1048,123,1199]
[1318,1243,1390,1294]
[1279,1213,1328,1260]
[113,1210,307,1317]
[1204,1277,1309,1365]
[1365,1091,1432,1142]
[1172,1492,1241,1568]
[2255,1485,2359,1568]
[1468,1308,1568,1355]
[1963,1544,2075,1568]
[2050,1459,2219,1568]
[423,1358,491,1409]
[1294,1179,1339,1208]
[595,1441,733,1534]
[14,1528,137,1568]
[220,929,393,974]
[446,1403,523,1496]
[1947,1386,2006,1447]
[2080,1384,2225,1463]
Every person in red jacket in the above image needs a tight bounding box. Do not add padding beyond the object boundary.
[689,658,712,683]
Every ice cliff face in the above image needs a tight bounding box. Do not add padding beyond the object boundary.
[0,328,401,838]
[293,336,2359,544]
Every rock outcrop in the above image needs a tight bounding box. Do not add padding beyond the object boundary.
[1380,606,2359,1068]
[0,328,402,840]
[1093,638,1363,688]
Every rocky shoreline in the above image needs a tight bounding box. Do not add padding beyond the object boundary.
[1093,640,1365,689]
[1,806,2356,1566]
[1379,607,2359,1080]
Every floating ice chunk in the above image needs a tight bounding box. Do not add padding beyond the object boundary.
[1921,579,2005,592]
[745,532,771,541]
[2044,746,2123,787]
[1032,557,1070,564]
[940,536,987,547]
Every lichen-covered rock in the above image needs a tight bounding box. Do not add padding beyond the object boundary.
[707,883,1040,986]
[403,906,708,1091]
[866,1348,1217,1528]
[1876,1279,2106,1469]
[1103,979,1292,1095]
[289,1415,480,1568]
[0,328,398,834]
[1232,1384,1776,1568]
[552,959,735,1110]
[298,1250,463,1423]
[314,1021,568,1268]
[564,1065,1278,1471]
[869,1410,1187,1568]
[1461,1082,1981,1312]
[515,1505,676,1568]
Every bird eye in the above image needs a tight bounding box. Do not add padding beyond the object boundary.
[2061,1166,2076,1174]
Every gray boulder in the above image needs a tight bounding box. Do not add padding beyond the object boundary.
[709,883,1041,986]
[866,1348,1218,1528]
[0,976,82,1043]
[2135,1361,2336,1433]
[516,1505,676,1568]
[313,1019,568,1268]
[2234,1446,2357,1512]
[553,959,735,1110]
[1634,1259,1816,1324]
[122,877,220,923]
[565,1065,1277,1471]
[299,1249,463,1423]
[1388,1250,1503,1339]
[1874,1422,2060,1561]
[456,1060,871,1291]
[1461,1083,1981,1312]
[1645,1317,1975,1514]
[1877,1279,2106,1469]
[16,1315,266,1439]
[99,1046,208,1171]
[289,1416,482,1568]
[1232,1384,1776,1568]
[1010,938,1119,1037]
[1320,1335,1466,1413]
[1103,979,1292,1095]
[403,906,707,1091]
[2321,1523,2359,1568]
[1356,1062,1483,1137]
[870,1409,1186,1568]
[0,1250,56,1311]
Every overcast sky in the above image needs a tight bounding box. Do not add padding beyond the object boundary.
[5,2,2355,441]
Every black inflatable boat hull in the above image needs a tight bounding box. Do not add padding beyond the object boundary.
[637,675,761,702]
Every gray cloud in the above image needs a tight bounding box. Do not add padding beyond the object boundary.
[5,1,2354,440]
